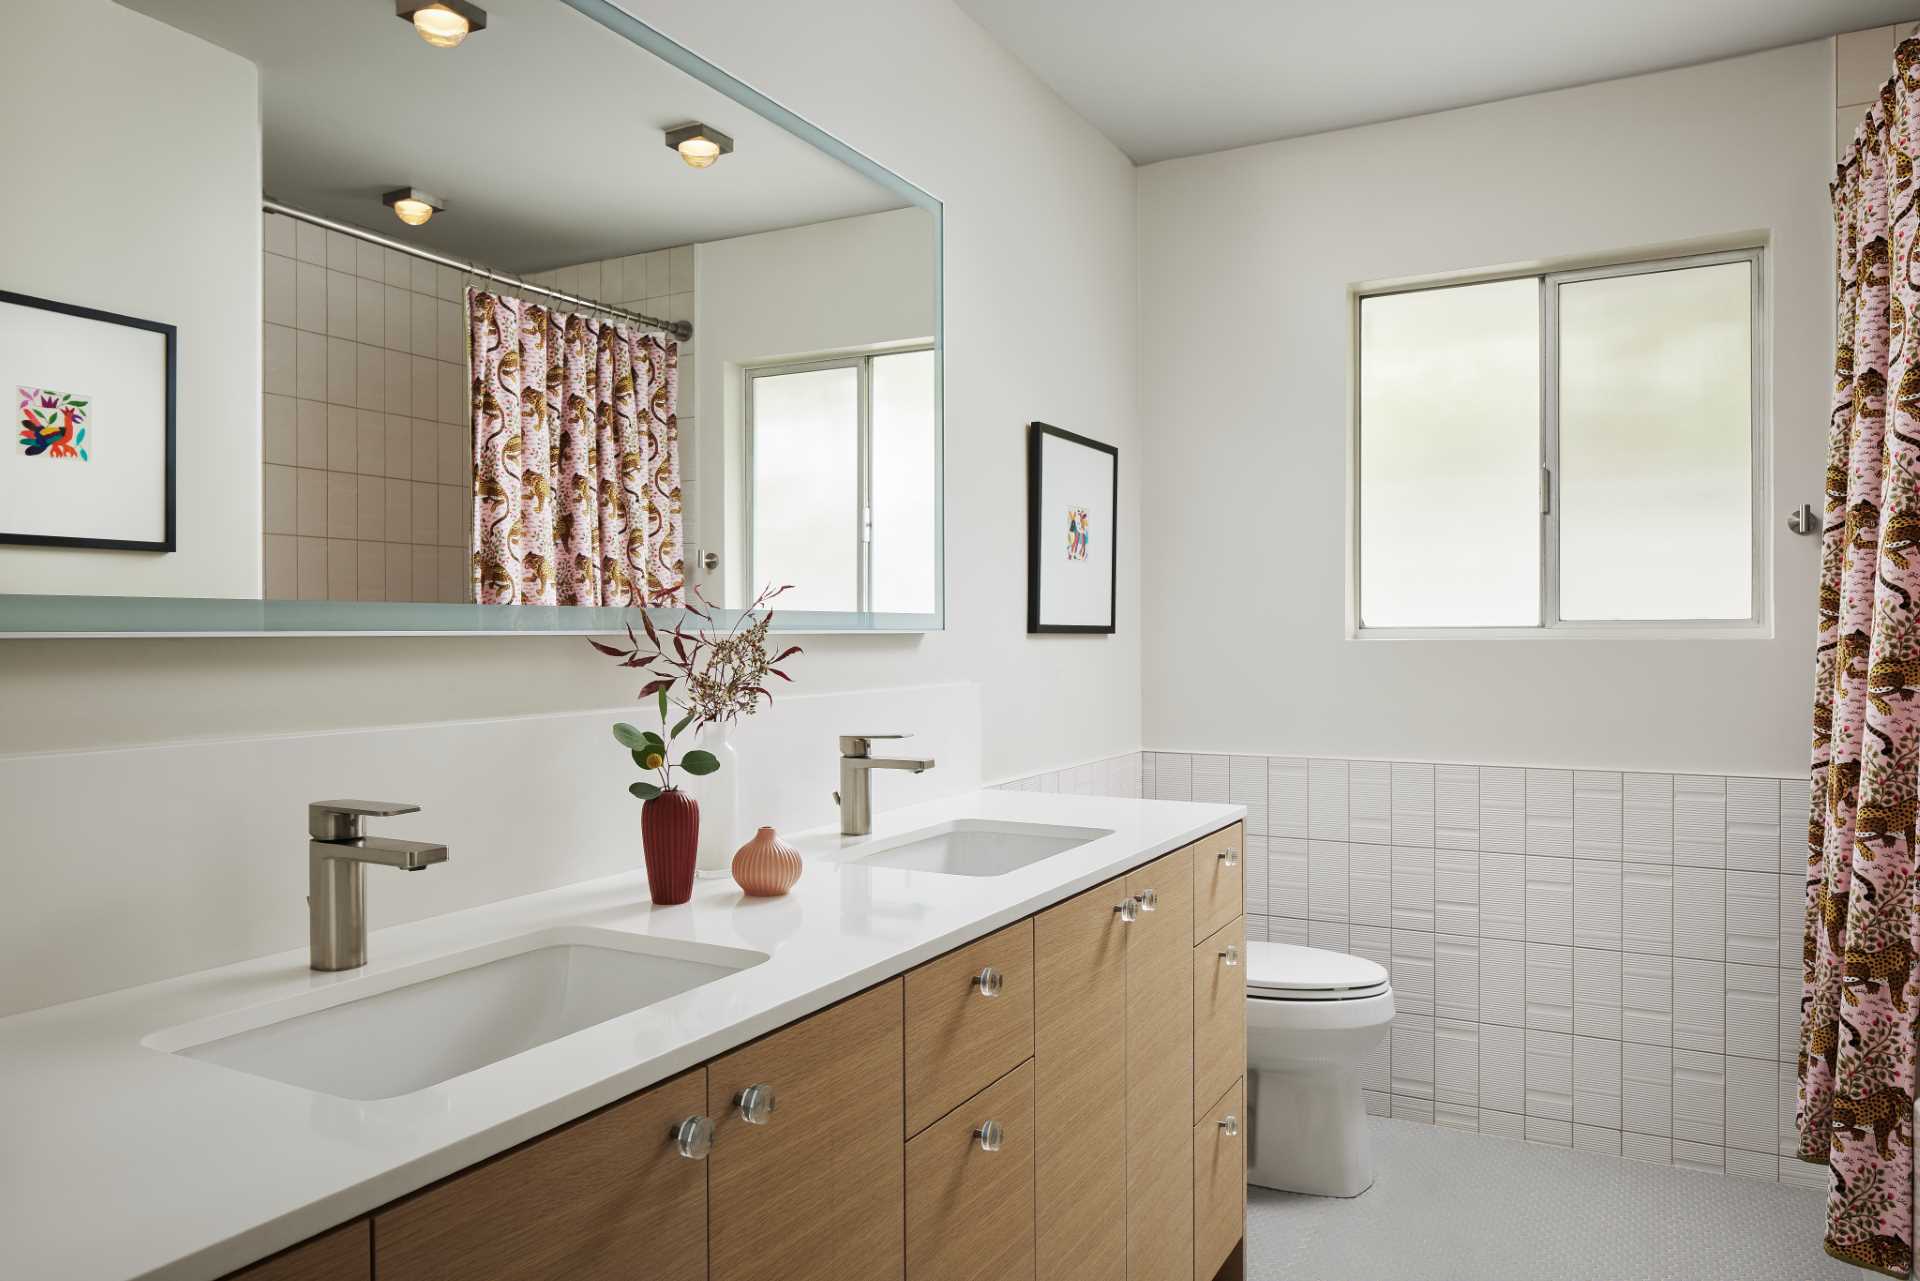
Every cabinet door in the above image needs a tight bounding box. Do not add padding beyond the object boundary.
[709,980,905,1281]
[1193,916,1246,1123]
[906,919,1035,1137]
[375,1069,707,1281]
[1034,878,1130,1281]
[226,1221,368,1281]
[1193,1079,1246,1281]
[905,1059,1036,1281]
[1125,845,1195,1281]
[1192,823,1244,942]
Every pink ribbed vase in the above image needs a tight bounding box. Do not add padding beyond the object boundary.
[731,826,802,897]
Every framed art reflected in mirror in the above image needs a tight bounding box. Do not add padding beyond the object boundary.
[1026,421,1116,635]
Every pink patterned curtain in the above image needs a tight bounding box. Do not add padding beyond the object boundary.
[1801,54,1920,1278]
[467,287,684,607]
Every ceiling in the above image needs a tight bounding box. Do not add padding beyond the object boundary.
[956,0,1920,164]
[117,0,904,272]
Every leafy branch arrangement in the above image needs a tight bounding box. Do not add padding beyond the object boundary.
[593,584,801,801]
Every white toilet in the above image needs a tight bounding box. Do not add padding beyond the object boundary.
[1244,940,1395,1198]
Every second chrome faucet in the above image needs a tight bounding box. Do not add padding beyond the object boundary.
[835,734,935,836]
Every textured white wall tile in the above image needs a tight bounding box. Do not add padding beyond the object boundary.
[1392,1012,1435,1099]
[1480,852,1527,940]
[1350,844,1391,927]
[1623,774,1674,863]
[1435,1018,1478,1106]
[1622,954,1674,1045]
[1526,769,1573,857]
[1139,753,1155,798]
[1673,1049,1725,1145]
[1725,871,1778,967]
[1392,1095,1435,1124]
[1574,1125,1622,1156]
[1190,753,1229,804]
[1525,857,1573,945]
[1574,771,1623,860]
[1725,1055,1778,1154]
[1268,837,1308,919]
[1622,865,1674,955]
[1673,776,1727,867]
[1391,847,1435,932]
[1364,1089,1392,1116]
[1392,762,1435,847]
[1436,765,1479,850]
[1623,1043,1673,1136]
[1674,958,1726,1053]
[1435,1101,1479,1131]
[1308,920,1349,953]
[1153,752,1191,801]
[1779,778,1811,876]
[1349,925,1392,976]
[1673,1140,1724,1173]
[1573,861,1623,951]
[1269,757,1309,839]
[1622,1132,1672,1164]
[1525,944,1573,1034]
[1525,1030,1573,1121]
[1229,755,1268,833]
[1776,1061,1802,1159]
[1244,915,1270,943]
[1479,767,1527,855]
[1672,867,1725,961]
[1480,1108,1527,1141]
[1437,935,1480,1023]
[1726,1149,1778,1181]
[1480,938,1526,1028]
[1243,836,1271,918]
[1574,947,1623,1040]
[1778,877,1805,976]
[1778,968,1801,1062]
[1269,917,1311,946]
[1435,849,1480,935]
[1725,964,1779,1061]
[1392,930,1435,1017]
[1726,777,1780,872]
[1308,841,1349,922]
[1309,759,1349,840]
[1350,760,1393,846]
[1573,1035,1623,1129]
[1526,1117,1574,1147]
[1480,1024,1526,1114]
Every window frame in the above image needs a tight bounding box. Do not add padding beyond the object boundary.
[1350,246,1769,639]
[743,342,936,615]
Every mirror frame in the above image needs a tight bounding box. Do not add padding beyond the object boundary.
[0,0,943,638]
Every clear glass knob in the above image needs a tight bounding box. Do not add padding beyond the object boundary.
[1220,944,1240,967]
[1115,897,1139,923]
[736,1083,776,1125]
[973,966,1004,997]
[975,1119,1005,1152]
[1136,888,1159,913]
[1219,846,1240,867]
[673,1114,715,1159]
[1219,1114,1239,1137]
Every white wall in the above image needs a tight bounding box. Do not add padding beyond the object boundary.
[1136,41,1833,777]
[0,0,260,598]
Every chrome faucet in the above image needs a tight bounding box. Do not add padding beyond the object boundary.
[835,735,936,836]
[308,800,448,972]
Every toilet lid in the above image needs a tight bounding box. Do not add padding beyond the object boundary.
[1246,941,1389,1000]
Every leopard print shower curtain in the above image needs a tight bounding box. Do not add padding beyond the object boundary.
[1801,42,1920,1277]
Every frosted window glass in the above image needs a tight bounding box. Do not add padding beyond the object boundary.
[870,350,937,615]
[1558,263,1752,621]
[1360,279,1541,627]
[752,367,857,612]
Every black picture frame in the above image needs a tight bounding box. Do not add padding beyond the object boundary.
[1027,420,1118,634]
[0,288,177,553]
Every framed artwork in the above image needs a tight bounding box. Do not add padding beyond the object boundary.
[1027,421,1117,634]
[0,288,176,552]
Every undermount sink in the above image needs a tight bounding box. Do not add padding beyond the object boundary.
[145,929,765,1100]
[834,819,1111,877]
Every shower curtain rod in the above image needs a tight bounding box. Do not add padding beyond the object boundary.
[262,198,693,342]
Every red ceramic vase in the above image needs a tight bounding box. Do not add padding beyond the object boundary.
[642,787,700,905]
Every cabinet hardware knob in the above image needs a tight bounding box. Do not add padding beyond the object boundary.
[975,1119,1005,1152]
[1218,1114,1239,1137]
[1115,897,1139,923]
[973,966,1004,997]
[1135,888,1159,913]
[735,1083,777,1125]
[1219,846,1239,867]
[1220,944,1240,967]
[672,1114,715,1159]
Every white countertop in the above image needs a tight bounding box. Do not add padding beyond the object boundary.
[0,790,1242,1281]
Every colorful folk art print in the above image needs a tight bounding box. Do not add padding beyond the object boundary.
[1066,507,1090,561]
[17,386,89,460]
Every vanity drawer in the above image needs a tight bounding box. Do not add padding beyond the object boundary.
[1192,823,1245,941]
[1193,1078,1246,1281]
[905,919,1035,1136]
[1193,915,1246,1123]
[906,1060,1037,1281]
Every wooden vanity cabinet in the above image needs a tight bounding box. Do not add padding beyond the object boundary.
[905,920,1034,1137]
[1125,845,1196,1281]
[1193,915,1247,1123]
[1193,823,1244,942]
[905,1059,1037,1281]
[1194,1078,1247,1281]
[228,1221,368,1281]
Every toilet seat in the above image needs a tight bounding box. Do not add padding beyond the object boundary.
[1246,941,1390,1002]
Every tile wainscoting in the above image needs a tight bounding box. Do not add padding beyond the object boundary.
[997,750,1821,1191]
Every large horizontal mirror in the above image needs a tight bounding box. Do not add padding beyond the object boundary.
[0,0,940,634]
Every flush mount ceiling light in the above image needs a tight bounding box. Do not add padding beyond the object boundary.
[382,187,445,227]
[396,1,487,49]
[665,123,734,169]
